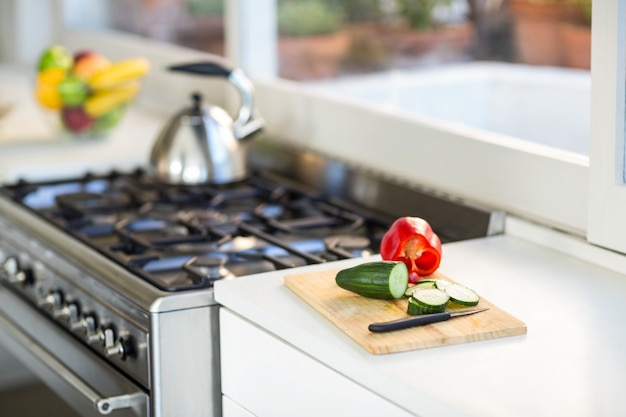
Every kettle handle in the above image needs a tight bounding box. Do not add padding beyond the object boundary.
[168,62,262,140]
[168,62,232,77]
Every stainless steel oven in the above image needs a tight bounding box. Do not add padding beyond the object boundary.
[0,196,218,417]
[0,139,503,417]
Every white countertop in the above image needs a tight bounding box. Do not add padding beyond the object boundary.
[214,221,626,417]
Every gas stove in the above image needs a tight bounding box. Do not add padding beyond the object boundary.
[0,139,503,417]
[5,168,389,293]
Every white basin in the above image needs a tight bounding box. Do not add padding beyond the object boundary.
[309,62,591,155]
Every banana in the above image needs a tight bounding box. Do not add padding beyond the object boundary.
[84,81,140,117]
[88,58,149,91]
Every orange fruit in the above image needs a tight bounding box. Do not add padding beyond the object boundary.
[35,68,66,110]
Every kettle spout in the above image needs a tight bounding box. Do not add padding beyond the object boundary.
[234,116,264,141]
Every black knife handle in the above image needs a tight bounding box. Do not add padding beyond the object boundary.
[368,312,452,333]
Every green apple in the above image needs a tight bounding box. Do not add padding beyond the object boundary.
[57,75,89,106]
[92,105,126,132]
[38,45,73,72]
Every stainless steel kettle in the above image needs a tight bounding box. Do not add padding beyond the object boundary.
[149,61,263,185]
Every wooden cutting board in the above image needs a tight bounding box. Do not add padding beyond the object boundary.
[284,269,526,354]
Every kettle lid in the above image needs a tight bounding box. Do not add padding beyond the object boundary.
[187,91,205,116]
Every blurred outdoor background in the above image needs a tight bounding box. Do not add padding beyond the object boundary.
[103,0,591,80]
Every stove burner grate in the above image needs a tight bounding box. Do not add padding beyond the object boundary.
[4,169,391,291]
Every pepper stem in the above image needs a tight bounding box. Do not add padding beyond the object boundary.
[403,237,421,272]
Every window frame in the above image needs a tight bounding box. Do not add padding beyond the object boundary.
[587,0,626,253]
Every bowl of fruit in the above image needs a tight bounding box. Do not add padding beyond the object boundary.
[34,45,150,139]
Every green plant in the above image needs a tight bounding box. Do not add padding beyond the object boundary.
[396,0,453,30]
[186,0,224,16]
[332,0,382,23]
[278,0,343,37]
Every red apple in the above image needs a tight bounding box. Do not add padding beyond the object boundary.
[72,50,111,79]
[61,106,94,133]
[73,50,93,62]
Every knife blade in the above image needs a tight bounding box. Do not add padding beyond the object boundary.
[368,308,489,333]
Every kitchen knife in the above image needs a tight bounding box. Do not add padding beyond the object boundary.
[368,308,489,333]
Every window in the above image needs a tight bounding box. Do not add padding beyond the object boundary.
[86,1,592,78]
[58,1,593,158]
[3,0,626,257]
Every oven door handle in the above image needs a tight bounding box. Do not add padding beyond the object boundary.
[0,313,146,415]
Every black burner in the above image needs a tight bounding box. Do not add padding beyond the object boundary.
[3,170,391,291]
[184,255,234,283]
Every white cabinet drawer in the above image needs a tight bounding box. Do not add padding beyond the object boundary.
[220,308,414,417]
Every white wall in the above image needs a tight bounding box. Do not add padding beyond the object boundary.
[0,0,59,65]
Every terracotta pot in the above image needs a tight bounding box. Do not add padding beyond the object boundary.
[560,23,591,69]
[381,23,474,56]
[343,22,474,71]
[278,32,351,80]
[509,0,567,66]
[508,0,586,67]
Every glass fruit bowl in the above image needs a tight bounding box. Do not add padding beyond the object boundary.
[34,45,149,139]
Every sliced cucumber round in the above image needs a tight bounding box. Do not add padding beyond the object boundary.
[407,288,449,315]
[434,279,452,290]
[404,279,437,297]
[416,279,437,288]
[445,283,480,306]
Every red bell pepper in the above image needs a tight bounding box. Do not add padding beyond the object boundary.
[380,217,442,279]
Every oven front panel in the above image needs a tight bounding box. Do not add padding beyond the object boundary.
[0,221,151,388]
[0,283,149,417]
[0,214,221,417]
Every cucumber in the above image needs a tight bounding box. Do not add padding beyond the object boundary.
[434,279,452,290]
[416,279,437,288]
[445,283,480,306]
[405,286,416,297]
[404,279,436,297]
[335,261,408,299]
[407,288,449,315]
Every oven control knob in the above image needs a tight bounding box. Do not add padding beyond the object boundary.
[104,328,125,358]
[85,316,105,345]
[2,256,32,285]
[69,309,87,332]
[37,290,62,311]
[54,302,79,323]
